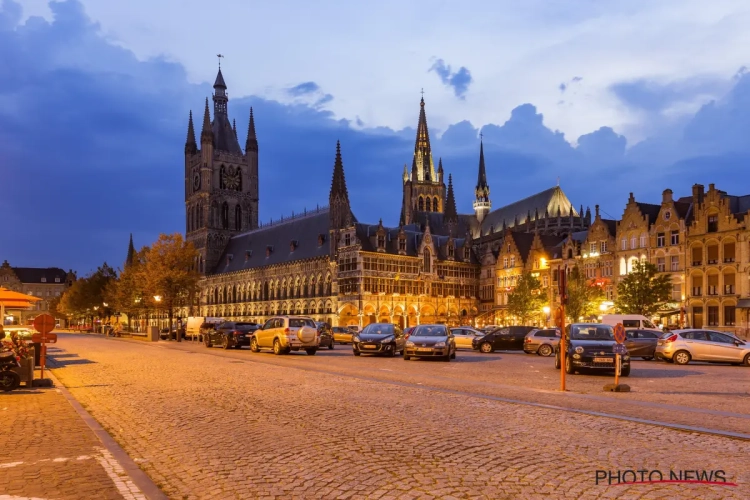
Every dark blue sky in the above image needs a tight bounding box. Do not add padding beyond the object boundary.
[2,0,750,275]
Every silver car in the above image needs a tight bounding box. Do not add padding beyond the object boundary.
[655,329,750,366]
[450,327,486,349]
[523,328,560,357]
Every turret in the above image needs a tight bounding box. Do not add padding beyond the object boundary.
[200,98,213,165]
[185,111,197,155]
[472,138,491,223]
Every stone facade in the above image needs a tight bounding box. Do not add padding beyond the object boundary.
[0,260,76,324]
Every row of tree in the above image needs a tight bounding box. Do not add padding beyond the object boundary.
[506,261,673,324]
[52,234,200,331]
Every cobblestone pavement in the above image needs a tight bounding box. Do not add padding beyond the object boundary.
[48,334,750,499]
[0,381,145,500]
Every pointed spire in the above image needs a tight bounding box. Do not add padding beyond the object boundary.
[403,164,409,184]
[185,110,197,154]
[245,107,258,152]
[200,98,213,144]
[413,93,434,182]
[329,140,352,231]
[475,138,490,201]
[214,68,227,89]
[445,174,458,224]
[437,157,444,184]
[125,234,136,267]
[233,119,237,139]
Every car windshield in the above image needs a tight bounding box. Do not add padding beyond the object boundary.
[289,318,316,328]
[361,323,395,335]
[411,325,447,337]
[643,320,657,329]
[570,324,614,340]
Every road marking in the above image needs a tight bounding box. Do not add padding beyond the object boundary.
[95,447,146,500]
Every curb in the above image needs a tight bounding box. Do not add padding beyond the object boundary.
[45,369,168,500]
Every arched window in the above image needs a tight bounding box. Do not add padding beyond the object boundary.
[263,281,269,301]
[235,205,242,231]
[247,207,253,228]
[188,207,193,232]
[426,197,432,212]
[219,165,225,189]
[221,202,229,229]
[418,197,424,211]
[433,197,439,212]
[424,249,431,273]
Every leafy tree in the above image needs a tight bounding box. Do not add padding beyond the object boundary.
[105,247,150,330]
[507,272,545,324]
[564,265,605,322]
[58,263,117,326]
[141,233,200,334]
[616,260,672,316]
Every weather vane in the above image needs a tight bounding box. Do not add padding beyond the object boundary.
[420,88,425,99]
[217,53,224,69]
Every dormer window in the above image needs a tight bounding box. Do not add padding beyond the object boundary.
[41,278,46,283]
[290,240,298,252]
[55,277,60,283]
[344,233,351,246]
[318,234,325,246]
[226,254,233,266]
[377,234,386,250]
[447,243,454,259]
[266,245,273,257]
[245,250,252,261]
[464,246,471,261]
[398,237,406,253]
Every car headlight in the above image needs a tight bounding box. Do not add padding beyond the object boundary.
[434,342,446,347]
[406,341,415,347]
[623,355,630,361]
[380,336,394,344]
[352,336,360,343]
[574,346,584,354]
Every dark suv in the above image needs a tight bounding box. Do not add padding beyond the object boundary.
[473,326,536,353]
[205,321,259,349]
[555,323,630,376]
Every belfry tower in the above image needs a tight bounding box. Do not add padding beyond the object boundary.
[400,94,446,225]
[184,62,260,274]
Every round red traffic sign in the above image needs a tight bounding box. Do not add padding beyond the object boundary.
[33,313,56,335]
[613,323,626,344]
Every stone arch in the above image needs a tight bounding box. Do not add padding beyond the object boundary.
[235,204,242,231]
[418,196,424,211]
[425,197,432,212]
[301,276,307,298]
[221,201,229,229]
[433,196,439,212]
[338,303,359,326]
[420,304,437,324]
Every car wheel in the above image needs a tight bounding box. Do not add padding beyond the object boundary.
[538,344,553,357]
[0,371,21,392]
[480,342,494,353]
[642,356,653,361]
[442,353,451,362]
[250,338,259,353]
[273,339,283,355]
[305,347,317,355]
[205,336,212,348]
[673,350,691,365]
[564,355,574,374]
[450,349,456,360]
[403,354,410,361]
[222,336,231,350]
[353,349,361,356]
[554,353,561,369]
[743,353,750,366]
[328,342,334,350]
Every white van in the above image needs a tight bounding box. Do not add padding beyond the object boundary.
[601,315,657,330]
[185,316,223,340]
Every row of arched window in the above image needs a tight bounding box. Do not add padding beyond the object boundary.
[206,274,333,305]
[417,195,440,212]
[187,202,205,233]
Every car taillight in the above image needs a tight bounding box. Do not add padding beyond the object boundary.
[665,334,678,343]
[284,327,290,334]
[233,330,241,336]
[525,337,532,343]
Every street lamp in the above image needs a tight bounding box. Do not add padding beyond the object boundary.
[542,306,551,327]
[153,296,162,330]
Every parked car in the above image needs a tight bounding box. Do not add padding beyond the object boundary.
[160,327,178,340]
[250,316,320,355]
[205,321,259,349]
[602,314,657,330]
[523,328,560,356]
[555,323,630,376]
[315,322,335,350]
[186,316,222,341]
[332,326,354,344]
[473,326,536,353]
[450,327,486,349]
[352,323,405,356]
[404,324,456,361]
[624,329,661,360]
[655,329,750,365]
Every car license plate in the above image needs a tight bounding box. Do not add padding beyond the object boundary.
[593,357,612,363]
[417,347,433,352]
[363,344,376,348]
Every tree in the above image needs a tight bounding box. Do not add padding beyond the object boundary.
[106,247,150,330]
[58,263,117,327]
[616,260,672,317]
[564,265,606,322]
[507,272,545,325]
[141,233,200,338]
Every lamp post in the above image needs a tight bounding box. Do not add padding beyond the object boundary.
[543,306,551,327]
[93,306,100,333]
[153,295,162,331]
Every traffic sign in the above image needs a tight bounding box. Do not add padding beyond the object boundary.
[612,343,628,355]
[31,333,58,344]
[554,307,564,328]
[33,314,56,335]
[613,323,626,344]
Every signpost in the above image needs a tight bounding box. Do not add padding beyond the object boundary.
[605,323,630,392]
[32,314,57,381]
[557,267,567,392]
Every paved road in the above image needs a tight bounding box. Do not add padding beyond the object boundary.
[48,334,750,499]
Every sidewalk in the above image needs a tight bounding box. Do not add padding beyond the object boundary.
[0,370,163,500]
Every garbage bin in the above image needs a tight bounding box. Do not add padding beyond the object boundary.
[30,343,42,367]
[147,326,159,342]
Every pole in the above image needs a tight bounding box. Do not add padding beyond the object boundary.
[40,343,46,380]
[560,302,566,392]
[614,353,620,386]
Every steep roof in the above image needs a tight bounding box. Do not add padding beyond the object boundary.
[212,209,330,275]
[636,202,662,225]
[409,212,476,238]
[10,267,68,284]
[212,114,243,154]
[602,218,617,236]
[480,186,577,236]
[355,223,477,264]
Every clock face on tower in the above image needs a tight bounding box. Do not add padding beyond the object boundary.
[193,171,201,191]
[223,166,241,191]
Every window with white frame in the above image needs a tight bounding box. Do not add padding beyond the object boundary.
[503,257,508,268]
[657,257,665,272]
[600,241,607,253]
[510,256,515,267]
[621,238,627,250]
[590,243,596,253]
[640,234,647,248]
[670,255,679,271]
[630,237,636,249]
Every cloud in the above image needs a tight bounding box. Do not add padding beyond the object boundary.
[287,81,320,96]
[428,58,473,99]
[559,76,583,94]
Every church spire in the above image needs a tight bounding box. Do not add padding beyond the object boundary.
[185,110,197,154]
[200,98,213,145]
[473,136,491,223]
[445,174,458,224]
[125,234,136,267]
[329,140,352,231]
[212,67,228,116]
[413,91,435,182]
[245,107,258,153]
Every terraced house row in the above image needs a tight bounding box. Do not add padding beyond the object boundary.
[181,68,750,336]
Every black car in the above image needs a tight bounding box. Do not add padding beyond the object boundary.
[555,323,630,376]
[404,324,456,361]
[472,326,536,353]
[624,329,660,360]
[205,321,259,349]
[315,322,335,350]
[353,323,405,356]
